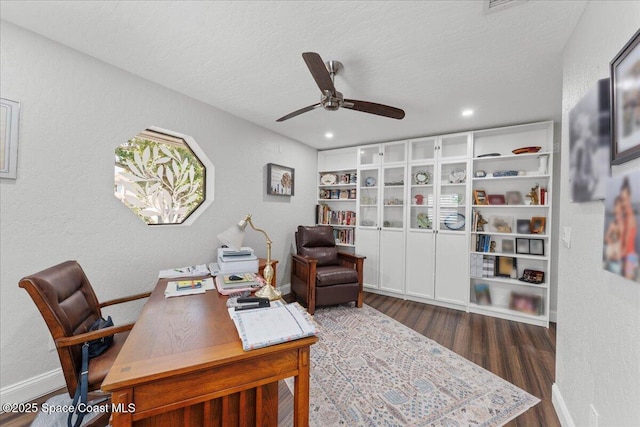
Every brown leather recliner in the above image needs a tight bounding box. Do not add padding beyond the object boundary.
[290,225,365,315]
[19,260,150,423]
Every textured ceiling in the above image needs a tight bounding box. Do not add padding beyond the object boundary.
[0,1,587,150]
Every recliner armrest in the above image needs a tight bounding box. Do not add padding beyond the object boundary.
[99,291,151,308]
[337,252,366,264]
[291,254,318,267]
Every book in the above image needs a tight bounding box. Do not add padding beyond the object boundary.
[214,274,263,291]
[223,273,255,285]
[213,275,264,296]
[164,277,215,298]
[175,279,203,290]
[218,247,258,262]
[229,302,318,351]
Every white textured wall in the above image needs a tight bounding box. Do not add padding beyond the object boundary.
[0,22,316,391]
[557,2,640,426]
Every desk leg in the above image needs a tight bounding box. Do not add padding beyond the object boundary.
[293,346,311,427]
[109,389,133,427]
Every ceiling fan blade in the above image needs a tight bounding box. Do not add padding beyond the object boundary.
[343,99,405,120]
[302,52,336,95]
[276,103,322,122]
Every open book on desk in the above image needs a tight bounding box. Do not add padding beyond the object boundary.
[229,302,318,351]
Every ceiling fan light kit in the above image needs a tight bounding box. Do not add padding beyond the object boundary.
[276,52,405,122]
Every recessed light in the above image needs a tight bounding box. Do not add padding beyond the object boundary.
[462,109,474,117]
[325,132,334,139]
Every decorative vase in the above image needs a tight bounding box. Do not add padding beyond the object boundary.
[538,155,549,175]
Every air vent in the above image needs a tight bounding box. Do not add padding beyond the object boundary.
[483,0,528,13]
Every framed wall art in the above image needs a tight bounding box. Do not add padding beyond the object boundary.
[267,163,294,196]
[0,98,20,179]
[610,28,640,165]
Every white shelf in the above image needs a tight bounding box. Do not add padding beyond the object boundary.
[469,303,547,327]
[473,174,551,181]
[471,204,550,208]
[470,276,549,289]
[318,224,356,229]
[473,151,552,162]
[336,243,356,248]
[319,183,357,188]
[410,184,434,188]
[472,231,550,239]
[471,251,548,261]
[318,198,356,202]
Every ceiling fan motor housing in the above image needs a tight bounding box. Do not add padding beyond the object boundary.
[322,90,343,111]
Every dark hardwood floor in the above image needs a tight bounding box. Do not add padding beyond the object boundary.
[1,292,558,426]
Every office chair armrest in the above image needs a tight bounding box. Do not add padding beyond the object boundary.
[99,291,151,308]
[55,323,134,348]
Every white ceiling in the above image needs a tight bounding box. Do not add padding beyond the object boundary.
[0,1,587,150]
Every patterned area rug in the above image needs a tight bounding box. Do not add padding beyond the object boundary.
[289,304,539,426]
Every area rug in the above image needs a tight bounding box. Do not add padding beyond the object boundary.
[288,304,539,426]
[30,393,105,427]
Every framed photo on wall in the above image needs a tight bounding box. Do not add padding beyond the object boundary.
[0,98,20,179]
[611,28,640,165]
[267,163,295,196]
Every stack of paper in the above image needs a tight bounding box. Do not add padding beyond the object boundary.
[217,247,259,274]
[159,264,210,279]
[213,274,265,296]
[229,302,318,351]
[165,277,215,298]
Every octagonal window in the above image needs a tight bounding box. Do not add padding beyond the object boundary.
[114,128,213,225]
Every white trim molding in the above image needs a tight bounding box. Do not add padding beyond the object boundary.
[552,383,576,427]
[0,368,65,408]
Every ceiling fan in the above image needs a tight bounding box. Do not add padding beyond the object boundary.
[276,52,405,122]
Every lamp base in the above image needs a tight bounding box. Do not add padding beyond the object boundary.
[255,284,282,301]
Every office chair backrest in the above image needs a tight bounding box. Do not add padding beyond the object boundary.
[296,226,338,266]
[19,260,103,395]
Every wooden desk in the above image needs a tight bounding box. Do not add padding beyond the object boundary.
[102,267,316,426]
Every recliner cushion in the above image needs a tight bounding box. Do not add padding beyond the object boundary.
[316,265,358,287]
[297,226,338,266]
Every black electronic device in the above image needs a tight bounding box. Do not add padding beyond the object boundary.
[234,297,270,311]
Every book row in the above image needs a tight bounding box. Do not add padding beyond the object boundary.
[316,205,357,226]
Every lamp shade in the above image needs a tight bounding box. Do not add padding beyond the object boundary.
[217,225,245,251]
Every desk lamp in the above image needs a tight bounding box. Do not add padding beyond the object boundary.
[216,214,281,301]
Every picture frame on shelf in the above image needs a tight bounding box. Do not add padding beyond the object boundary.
[501,239,515,253]
[488,215,513,233]
[517,219,531,234]
[530,217,546,234]
[267,163,294,196]
[509,292,542,315]
[488,194,506,205]
[529,239,544,256]
[506,191,523,205]
[473,190,488,205]
[496,256,516,278]
[610,28,640,165]
[474,284,492,305]
[516,238,530,254]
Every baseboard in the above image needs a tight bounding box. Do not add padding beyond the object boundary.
[0,368,65,407]
[552,383,576,427]
[278,282,291,296]
[549,309,558,323]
